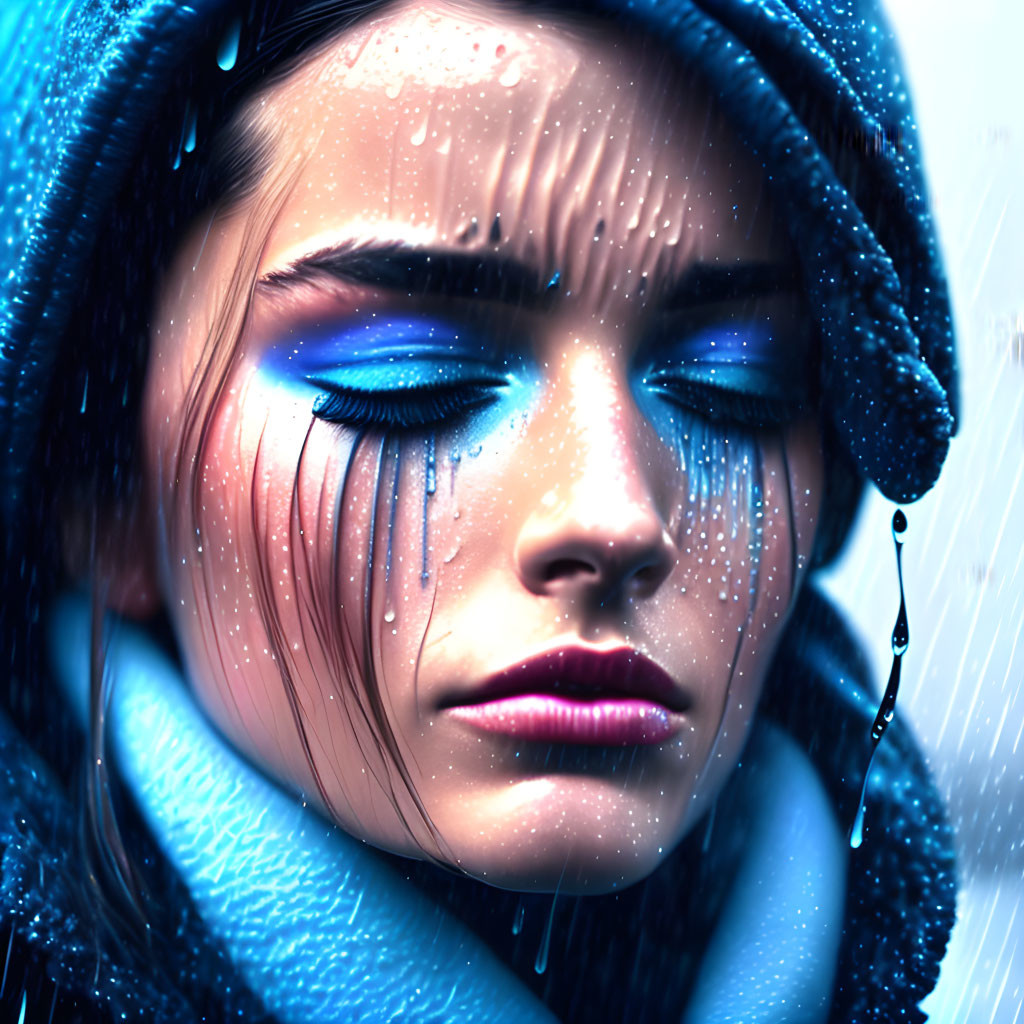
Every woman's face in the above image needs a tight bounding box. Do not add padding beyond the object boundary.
[142,0,822,892]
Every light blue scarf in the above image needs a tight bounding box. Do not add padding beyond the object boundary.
[51,593,844,1023]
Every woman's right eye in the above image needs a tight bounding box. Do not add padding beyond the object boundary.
[310,379,505,431]
[263,314,516,434]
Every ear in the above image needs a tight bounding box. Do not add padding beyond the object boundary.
[61,495,163,621]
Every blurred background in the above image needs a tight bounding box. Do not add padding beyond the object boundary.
[821,0,1024,1019]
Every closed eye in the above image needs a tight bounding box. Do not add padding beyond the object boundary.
[645,376,804,429]
[637,315,814,430]
[310,380,506,431]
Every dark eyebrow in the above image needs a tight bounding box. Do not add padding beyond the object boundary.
[660,261,801,311]
[259,241,800,311]
[260,242,556,310]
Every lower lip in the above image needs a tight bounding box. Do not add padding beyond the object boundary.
[447,695,682,745]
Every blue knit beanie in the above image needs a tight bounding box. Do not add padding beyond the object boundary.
[0,0,957,526]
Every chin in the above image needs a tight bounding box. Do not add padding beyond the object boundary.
[412,775,693,895]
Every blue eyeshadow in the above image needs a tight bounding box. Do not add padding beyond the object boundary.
[641,320,810,403]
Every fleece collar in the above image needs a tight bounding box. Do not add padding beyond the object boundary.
[50,593,843,1023]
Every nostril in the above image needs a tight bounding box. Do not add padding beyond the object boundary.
[627,553,674,593]
[542,557,599,583]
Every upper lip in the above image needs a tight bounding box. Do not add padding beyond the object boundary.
[439,646,690,714]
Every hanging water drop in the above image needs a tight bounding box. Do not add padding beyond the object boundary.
[850,508,909,849]
[425,434,436,496]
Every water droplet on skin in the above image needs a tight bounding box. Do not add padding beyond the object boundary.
[410,122,427,146]
[384,608,396,624]
[499,60,522,87]
[384,80,401,100]
[217,17,242,71]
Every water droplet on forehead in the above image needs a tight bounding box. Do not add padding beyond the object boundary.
[499,60,522,88]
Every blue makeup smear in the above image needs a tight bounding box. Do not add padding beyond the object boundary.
[260,313,539,598]
[634,317,790,638]
[385,444,400,585]
[422,434,436,584]
[261,314,536,442]
[638,319,810,421]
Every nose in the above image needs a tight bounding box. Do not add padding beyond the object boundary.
[513,352,676,603]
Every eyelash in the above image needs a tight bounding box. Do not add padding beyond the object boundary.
[311,383,501,431]
[648,378,805,430]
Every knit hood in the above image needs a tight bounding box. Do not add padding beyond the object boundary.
[0,0,957,532]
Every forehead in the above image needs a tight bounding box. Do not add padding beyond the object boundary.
[246,0,785,291]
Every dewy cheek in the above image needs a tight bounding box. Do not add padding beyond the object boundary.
[141,0,823,893]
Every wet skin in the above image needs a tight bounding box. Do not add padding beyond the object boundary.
[141,0,823,893]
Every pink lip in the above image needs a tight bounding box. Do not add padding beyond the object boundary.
[441,647,688,746]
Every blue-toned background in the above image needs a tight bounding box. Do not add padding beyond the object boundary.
[822,1,1024,1018]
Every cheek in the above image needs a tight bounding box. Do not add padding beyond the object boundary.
[152,367,426,846]
[667,422,822,795]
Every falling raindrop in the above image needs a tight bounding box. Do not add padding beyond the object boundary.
[512,898,525,936]
[183,104,197,154]
[217,16,242,71]
[534,892,557,974]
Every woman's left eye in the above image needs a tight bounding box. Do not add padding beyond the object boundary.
[641,372,805,429]
[638,320,812,430]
